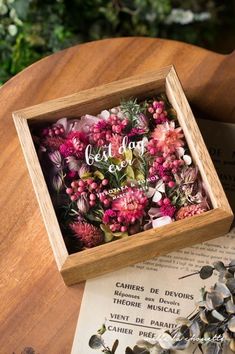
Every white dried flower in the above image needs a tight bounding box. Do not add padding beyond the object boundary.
[52,175,63,192]
[66,156,80,171]
[77,195,89,214]
[194,12,211,22]
[8,24,18,36]
[0,3,8,15]
[165,9,194,25]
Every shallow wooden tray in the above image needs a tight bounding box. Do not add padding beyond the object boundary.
[13,66,233,285]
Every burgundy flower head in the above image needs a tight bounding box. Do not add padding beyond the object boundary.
[70,222,104,248]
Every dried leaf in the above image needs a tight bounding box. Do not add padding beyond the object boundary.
[200,266,214,279]
[124,149,133,162]
[190,321,200,338]
[214,282,231,298]
[88,335,103,349]
[125,348,134,354]
[230,339,235,352]
[158,332,174,350]
[94,170,104,180]
[228,317,235,332]
[205,342,222,354]
[172,339,189,351]
[226,278,235,293]
[226,300,235,314]
[113,232,128,238]
[213,261,226,273]
[206,290,224,310]
[211,309,225,321]
[228,260,235,273]
[200,310,209,324]
[100,224,114,242]
[175,317,190,326]
[136,340,154,349]
[97,323,106,335]
[126,166,135,179]
[112,339,119,354]
[132,346,150,354]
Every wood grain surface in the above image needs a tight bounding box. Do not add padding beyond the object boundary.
[1,37,235,353]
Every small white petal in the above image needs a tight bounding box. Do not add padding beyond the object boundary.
[158,332,174,349]
[99,110,110,120]
[146,187,156,198]
[148,207,161,218]
[152,191,162,203]
[156,180,165,193]
[110,107,118,114]
[8,24,18,36]
[183,154,192,165]
[176,147,185,157]
[117,110,125,119]
[152,216,172,228]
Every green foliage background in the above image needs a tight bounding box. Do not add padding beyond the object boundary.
[0,0,234,84]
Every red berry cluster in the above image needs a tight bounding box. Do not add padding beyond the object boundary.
[89,114,128,146]
[102,210,128,233]
[147,100,168,124]
[42,124,65,137]
[149,155,184,187]
[66,178,110,207]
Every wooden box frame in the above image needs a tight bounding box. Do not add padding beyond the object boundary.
[13,66,233,286]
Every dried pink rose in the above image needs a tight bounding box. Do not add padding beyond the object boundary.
[151,122,184,154]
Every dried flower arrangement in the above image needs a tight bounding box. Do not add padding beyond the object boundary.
[33,94,211,253]
[89,260,235,354]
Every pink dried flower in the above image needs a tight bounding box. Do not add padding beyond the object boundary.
[112,187,148,224]
[89,114,127,146]
[109,134,123,157]
[151,122,184,154]
[70,222,104,248]
[176,203,208,220]
[148,100,169,124]
[128,127,147,137]
[102,209,117,224]
[160,204,176,218]
[60,131,88,159]
[42,123,65,138]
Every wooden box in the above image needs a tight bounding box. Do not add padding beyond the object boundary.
[13,66,233,286]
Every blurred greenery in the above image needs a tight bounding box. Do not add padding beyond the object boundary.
[0,0,234,84]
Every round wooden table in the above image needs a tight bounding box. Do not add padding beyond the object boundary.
[1,37,235,354]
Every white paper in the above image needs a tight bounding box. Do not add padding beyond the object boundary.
[71,119,235,354]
